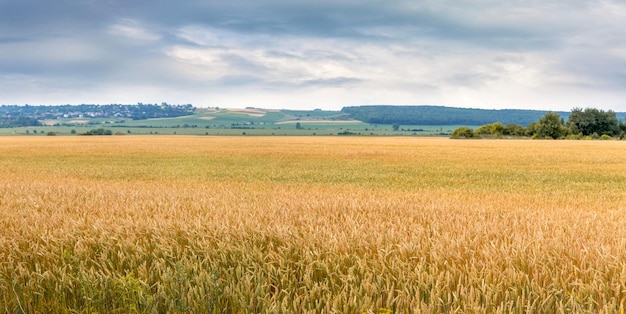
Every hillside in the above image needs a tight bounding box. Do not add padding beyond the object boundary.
[2,104,625,136]
[341,105,575,126]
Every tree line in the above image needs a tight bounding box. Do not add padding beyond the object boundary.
[0,116,41,128]
[341,105,571,126]
[451,108,626,139]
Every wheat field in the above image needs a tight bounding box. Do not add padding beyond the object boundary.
[1,136,625,313]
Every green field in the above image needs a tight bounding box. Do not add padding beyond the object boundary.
[0,108,470,136]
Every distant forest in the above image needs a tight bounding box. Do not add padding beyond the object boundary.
[342,105,574,126]
[0,116,41,128]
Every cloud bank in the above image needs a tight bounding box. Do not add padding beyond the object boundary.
[1,0,626,110]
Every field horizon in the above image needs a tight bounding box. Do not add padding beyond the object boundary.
[0,106,481,136]
[1,136,625,312]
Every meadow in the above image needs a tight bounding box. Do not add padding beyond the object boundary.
[1,136,625,313]
[0,107,464,136]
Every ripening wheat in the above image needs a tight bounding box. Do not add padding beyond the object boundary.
[1,136,625,313]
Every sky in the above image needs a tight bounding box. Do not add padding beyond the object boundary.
[1,1,626,111]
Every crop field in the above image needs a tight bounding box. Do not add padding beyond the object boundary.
[1,136,626,313]
[0,123,459,137]
[0,107,465,136]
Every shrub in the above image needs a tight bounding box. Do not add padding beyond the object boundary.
[566,134,583,140]
[503,124,526,136]
[451,127,475,138]
[82,128,113,136]
[474,124,493,136]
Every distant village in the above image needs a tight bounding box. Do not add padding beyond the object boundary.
[0,103,195,127]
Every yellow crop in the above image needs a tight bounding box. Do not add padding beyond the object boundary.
[1,136,625,312]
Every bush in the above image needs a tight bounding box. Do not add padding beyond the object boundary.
[566,134,583,140]
[81,128,113,136]
[451,127,475,138]
[474,124,493,135]
[503,124,526,136]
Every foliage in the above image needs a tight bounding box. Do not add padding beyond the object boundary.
[567,107,621,136]
[82,128,113,135]
[337,130,358,135]
[451,126,475,138]
[454,122,526,139]
[502,123,526,136]
[0,116,41,128]
[474,124,494,135]
[525,112,569,139]
[341,105,569,126]
[455,108,626,140]
[130,103,195,120]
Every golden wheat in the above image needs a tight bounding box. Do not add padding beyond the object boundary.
[1,136,625,313]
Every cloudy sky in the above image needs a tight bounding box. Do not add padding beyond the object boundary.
[1,1,626,110]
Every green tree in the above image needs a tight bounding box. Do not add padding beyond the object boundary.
[530,112,569,139]
[502,123,526,136]
[567,108,620,136]
[451,127,475,138]
[83,128,113,136]
[392,124,400,131]
[474,124,493,136]
[490,122,504,137]
[473,122,504,138]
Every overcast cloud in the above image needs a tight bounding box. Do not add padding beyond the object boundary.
[1,0,626,110]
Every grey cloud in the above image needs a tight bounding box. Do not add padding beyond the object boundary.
[263,50,301,60]
[301,77,363,88]
[0,1,585,55]
[0,37,31,44]
[447,72,500,88]
[264,49,355,63]
[2,0,626,110]
[550,48,626,90]
[220,53,272,73]
[0,1,556,46]
[218,75,263,86]
[0,1,114,36]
